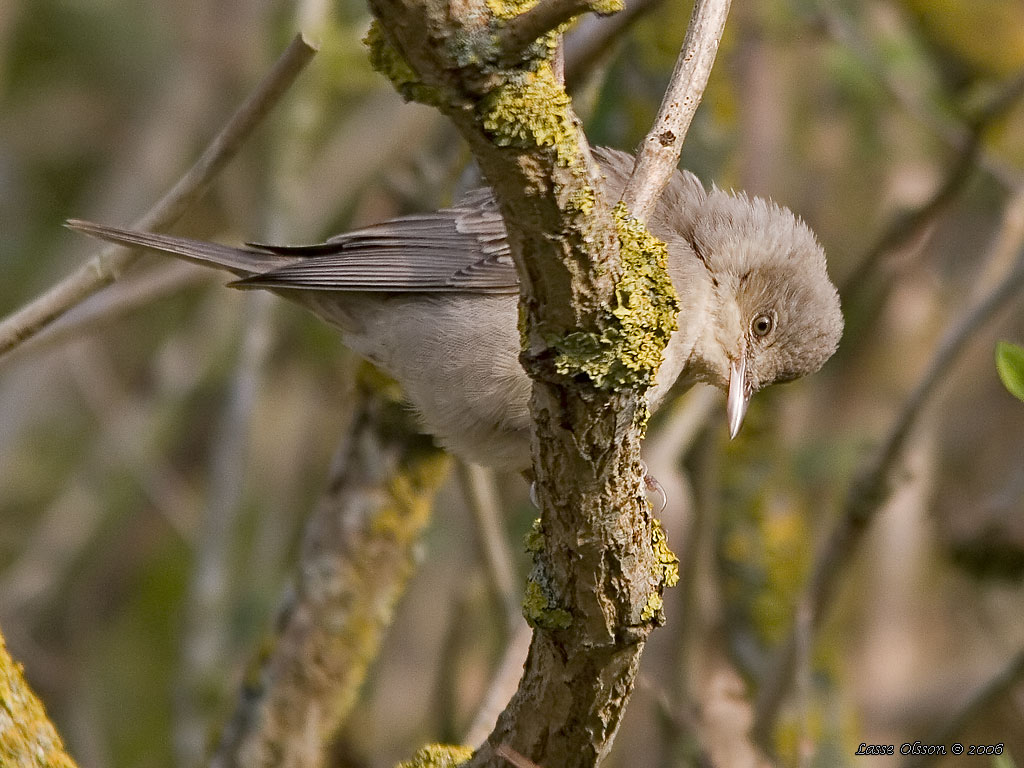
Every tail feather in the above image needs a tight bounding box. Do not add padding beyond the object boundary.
[65,219,299,278]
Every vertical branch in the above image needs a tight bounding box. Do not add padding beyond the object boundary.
[619,0,732,222]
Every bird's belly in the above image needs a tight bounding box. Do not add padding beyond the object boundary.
[313,291,534,470]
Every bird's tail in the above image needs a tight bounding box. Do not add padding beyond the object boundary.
[65,219,299,279]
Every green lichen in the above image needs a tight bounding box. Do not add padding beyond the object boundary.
[363,21,442,106]
[522,580,572,630]
[478,61,579,166]
[524,517,545,554]
[547,203,680,394]
[567,184,596,216]
[397,744,474,768]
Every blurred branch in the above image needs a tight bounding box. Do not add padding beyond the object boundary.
[65,340,198,537]
[456,462,521,629]
[0,33,317,360]
[620,0,731,222]
[0,629,77,768]
[0,263,210,372]
[210,372,450,768]
[464,622,534,748]
[901,650,1024,768]
[563,0,664,91]
[753,239,1024,743]
[817,6,1024,190]
[176,293,275,768]
[841,69,1024,302]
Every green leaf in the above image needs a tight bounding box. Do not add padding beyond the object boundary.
[996,341,1024,401]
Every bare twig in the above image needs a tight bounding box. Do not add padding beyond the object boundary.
[900,650,1024,768]
[496,744,544,768]
[0,33,317,360]
[0,262,210,371]
[753,244,1024,742]
[619,0,731,223]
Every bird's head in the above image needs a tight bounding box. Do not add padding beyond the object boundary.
[689,188,843,437]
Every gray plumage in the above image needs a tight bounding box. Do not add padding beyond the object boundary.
[66,148,842,470]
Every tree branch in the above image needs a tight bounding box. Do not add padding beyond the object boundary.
[619,0,731,223]
[0,33,317,361]
[210,370,450,768]
[367,0,727,765]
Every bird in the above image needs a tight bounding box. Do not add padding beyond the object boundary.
[67,148,843,472]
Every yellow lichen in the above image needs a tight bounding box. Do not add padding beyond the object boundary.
[486,0,538,20]
[547,203,680,394]
[0,633,77,768]
[640,592,663,622]
[478,61,579,166]
[397,744,474,768]
[652,517,679,589]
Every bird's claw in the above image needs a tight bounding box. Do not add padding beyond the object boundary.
[639,460,668,513]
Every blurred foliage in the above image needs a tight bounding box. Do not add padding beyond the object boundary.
[1,0,1024,766]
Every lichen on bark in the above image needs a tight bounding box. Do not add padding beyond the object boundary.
[544,203,680,394]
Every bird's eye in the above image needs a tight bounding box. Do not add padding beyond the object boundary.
[751,312,775,338]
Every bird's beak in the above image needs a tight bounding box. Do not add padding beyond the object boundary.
[727,352,752,439]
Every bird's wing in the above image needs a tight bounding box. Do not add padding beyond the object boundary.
[235,189,519,294]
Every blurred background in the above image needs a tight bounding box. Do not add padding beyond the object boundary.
[1,0,1024,766]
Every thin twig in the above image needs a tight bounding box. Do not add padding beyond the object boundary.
[0,33,317,360]
[496,744,544,768]
[619,0,731,223]
[456,461,522,629]
[0,262,210,372]
[753,245,1024,742]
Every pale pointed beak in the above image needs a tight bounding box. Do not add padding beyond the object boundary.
[727,353,751,439]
